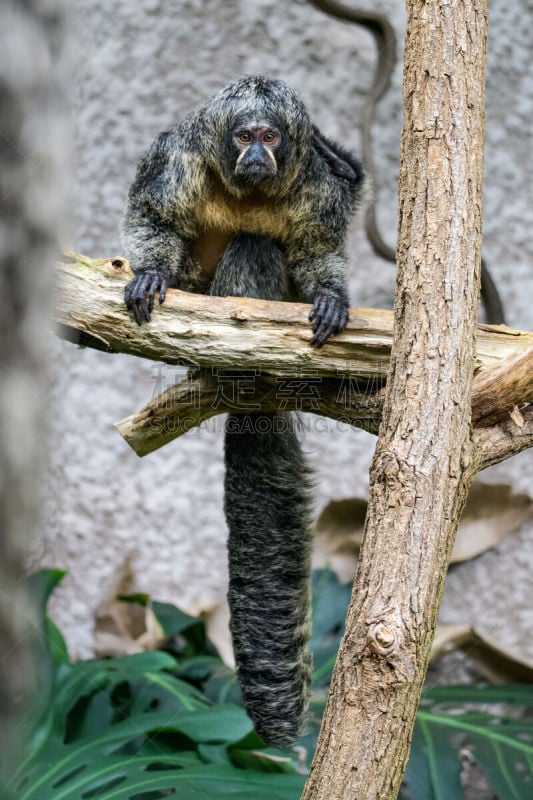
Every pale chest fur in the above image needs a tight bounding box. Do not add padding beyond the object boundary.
[190,180,293,278]
[197,191,292,240]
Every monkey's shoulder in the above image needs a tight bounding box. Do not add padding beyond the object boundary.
[289,167,357,241]
[140,124,193,167]
[129,120,209,221]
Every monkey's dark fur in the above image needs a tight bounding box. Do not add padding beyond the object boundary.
[123,76,365,746]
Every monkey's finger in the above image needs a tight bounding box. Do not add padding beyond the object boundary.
[323,300,349,335]
[132,300,142,326]
[310,329,326,348]
[311,325,328,346]
[309,296,324,321]
[319,324,337,347]
[131,273,151,300]
[338,306,349,330]
[158,277,167,305]
[309,294,327,322]
[310,319,333,347]
[127,275,148,324]
[140,297,151,323]
[328,301,349,332]
[130,274,151,323]
[312,314,329,334]
[320,300,340,329]
[147,275,160,313]
[124,281,134,308]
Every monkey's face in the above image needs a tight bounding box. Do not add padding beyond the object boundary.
[205,77,313,197]
[230,121,284,189]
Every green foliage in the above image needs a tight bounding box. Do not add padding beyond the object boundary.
[405,685,533,800]
[26,568,70,670]
[12,569,533,800]
[13,572,304,800]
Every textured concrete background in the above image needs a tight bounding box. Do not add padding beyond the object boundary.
[36,0,533,664]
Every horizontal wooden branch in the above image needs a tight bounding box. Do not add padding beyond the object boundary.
[474,404,533,469]
[56,254,533,466]
[56,253,533,378]
[114,367,533,469]
[472,344,533,427]
[57,253,393,378]
[113,371,385,456]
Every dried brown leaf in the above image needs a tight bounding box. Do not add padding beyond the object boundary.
[312,482,532,580]
[312,498,367,582]
[432,624,533,681]
[510,405,525,427]
[93,558,164,657]
[451,481,533,563]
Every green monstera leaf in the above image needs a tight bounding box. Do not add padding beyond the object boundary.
[405,685,533,800]
[15,570,533,800]
[13,572,304,800]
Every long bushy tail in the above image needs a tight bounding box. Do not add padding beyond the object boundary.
[209,232,314,746]
[224,410,313,747]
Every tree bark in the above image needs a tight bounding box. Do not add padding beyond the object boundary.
[55,253,533,469]
[472,344,533,427]
[56,254,532,378]
[113,347,533,457]
[475,404,533,469]
[301,1,488,798]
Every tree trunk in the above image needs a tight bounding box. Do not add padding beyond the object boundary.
[302,1,488,798]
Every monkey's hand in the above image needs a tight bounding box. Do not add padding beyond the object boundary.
[124,269,169,325]
[309,286,349,348]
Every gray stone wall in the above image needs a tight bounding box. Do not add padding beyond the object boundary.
[37,0,533,662]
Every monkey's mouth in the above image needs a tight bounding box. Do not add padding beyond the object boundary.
[234,164,276,186]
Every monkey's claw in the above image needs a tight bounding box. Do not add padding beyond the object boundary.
[125,270,168,325]
[309,288,349,348]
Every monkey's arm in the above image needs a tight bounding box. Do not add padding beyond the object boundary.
[288,192,353,346]
[123,131,189,324]
[291,134,365,346]
[123,212,186,324]
[289,246,350,348]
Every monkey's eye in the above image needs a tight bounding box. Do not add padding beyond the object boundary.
[263,131,276,143]
[237,132,252,143]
